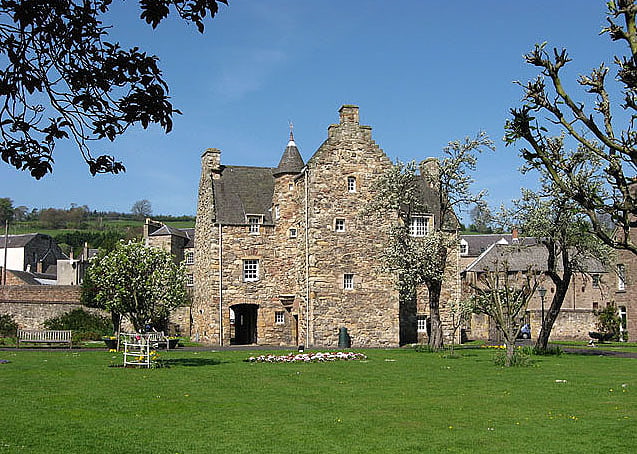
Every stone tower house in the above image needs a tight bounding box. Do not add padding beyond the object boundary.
[192,105,459,347]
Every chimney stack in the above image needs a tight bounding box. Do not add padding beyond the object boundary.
[339,105,359,125]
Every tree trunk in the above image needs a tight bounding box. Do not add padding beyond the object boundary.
[505,340,515,367]
[535,279,570,351]
[427,280,444,350]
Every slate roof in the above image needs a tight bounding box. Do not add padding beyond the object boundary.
[7,269,41,285]
[413,175,459,230]
[464,243,607,274]
[0,233,38,248]
[213,166,276,225]
[149,225,189,239]
[460,234,538,257]
[182,228,195,248]
[273,140,304,176]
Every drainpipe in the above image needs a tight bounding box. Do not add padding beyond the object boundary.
[304,167,310,347]
[219,223,223,346]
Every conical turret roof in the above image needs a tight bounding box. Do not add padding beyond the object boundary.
[273,129,304,176]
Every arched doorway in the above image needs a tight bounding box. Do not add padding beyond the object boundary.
[231,304,258,345]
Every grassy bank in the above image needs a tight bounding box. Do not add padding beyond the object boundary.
[0,348,634,453]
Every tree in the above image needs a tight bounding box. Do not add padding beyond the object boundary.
[511,181,611,351]
[469,203,493,233]
[469,259,539,366]
[0,197,13,223]
[131,199,152,219]
[367,133,493,349]
[81,240,188,332]
[505,0,637,254]
[0,0,228,179]
[593,302,622,342]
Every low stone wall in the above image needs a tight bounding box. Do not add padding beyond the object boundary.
[0,285,192,335]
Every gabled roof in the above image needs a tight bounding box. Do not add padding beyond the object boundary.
[464,243,607,274]
[460,234,538,257]
[149,224,189,239]
[213,166,275,225]
[0,233,38,248]
[6,269,42,285]
[182,228,195,248]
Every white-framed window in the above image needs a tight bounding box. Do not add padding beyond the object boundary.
[186,273,194,287]
[289,182,294,191]
[248,215,261,234]
[185,250,194,265]
[460,239,468,255]
[289,228,297,238]
[275,311,285,325]
[243,259,259,282]
[343,273,354,290]
[275,205,280,220]
[347,176,356,192]
[409,215,432,237]
[335,218,346,232]
[617,264,626,291]
[417,315,427,332]
[592,274,600,288]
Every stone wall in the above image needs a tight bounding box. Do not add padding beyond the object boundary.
[614,244,637,341]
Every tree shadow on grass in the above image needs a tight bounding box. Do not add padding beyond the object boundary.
[161,357,224,367]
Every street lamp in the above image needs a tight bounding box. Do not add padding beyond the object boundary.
[538,286,547,331]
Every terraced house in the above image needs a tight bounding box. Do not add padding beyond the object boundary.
[192,105,460,347]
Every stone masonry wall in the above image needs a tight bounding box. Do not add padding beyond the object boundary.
[302,105,400,347]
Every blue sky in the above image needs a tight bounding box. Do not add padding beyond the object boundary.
[0,1,619,220]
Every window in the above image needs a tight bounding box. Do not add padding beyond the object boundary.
[592,302,599,311]
[335,218,346,232]
[343,273,354,289]
[347,176,356,192]
[460,239,468,256]
[289,228,297,238]
[592,274,600,288]
[243,259,259,282]
[289,182,294,191]
[619,305,627,338]
[417,315,427,332]
[275,311,285,325]
[185,251,194,265]
[186,273,194,287]
[409,215,432,237]
[248,216,261,234]
[617,264,626,291]
[275,205,280,220]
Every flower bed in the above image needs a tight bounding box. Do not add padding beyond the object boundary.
[247,351,367,363]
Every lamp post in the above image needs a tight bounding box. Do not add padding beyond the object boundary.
[538,286,547,333]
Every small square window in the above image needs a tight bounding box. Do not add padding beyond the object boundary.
[335,218,346,232]
[248,216,261,234]
[186,273,194,287]
[347,176,356,192]
[275,311,285,325]
[243,259,259,282]
[592,302,599,311]
[185,251,194,265]
[289,183,294,191]
[343,273,354,290]
[289,228,297,238]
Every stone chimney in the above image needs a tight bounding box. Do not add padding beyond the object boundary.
[202,148,222,179]
[339,105,359,125]
[512,227,519,243]
[420,158,440,190]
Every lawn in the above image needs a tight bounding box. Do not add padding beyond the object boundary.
[0,348,634,453]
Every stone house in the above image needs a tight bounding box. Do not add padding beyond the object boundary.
[612,231,637,341]
[462,240,610,341]
[0,233,66,276]
[192,105,460,347]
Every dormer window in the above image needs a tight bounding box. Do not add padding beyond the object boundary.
[409,215,432,237]
[347,176,356,192]
[460,239,468,256]
[247,215,262,234]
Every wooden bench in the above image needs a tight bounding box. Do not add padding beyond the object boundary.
[17,330,72,349]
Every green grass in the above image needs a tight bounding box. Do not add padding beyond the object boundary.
[0,348,635,453]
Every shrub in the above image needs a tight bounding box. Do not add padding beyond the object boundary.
[594,303,621,342]
[493,350,535,367]
[44,308,112,341]
[0,314,18,337]
[531,345,563,356]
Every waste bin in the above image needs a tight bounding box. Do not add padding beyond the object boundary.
[338,327,351,348]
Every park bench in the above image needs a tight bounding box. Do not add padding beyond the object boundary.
[147,331,172,350]
[17,329,72,349]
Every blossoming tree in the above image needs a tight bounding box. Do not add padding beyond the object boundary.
[81,240,188,333]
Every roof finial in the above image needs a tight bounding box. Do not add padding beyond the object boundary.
[288,121,294,141]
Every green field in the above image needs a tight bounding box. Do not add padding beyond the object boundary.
[0,348,634,453]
